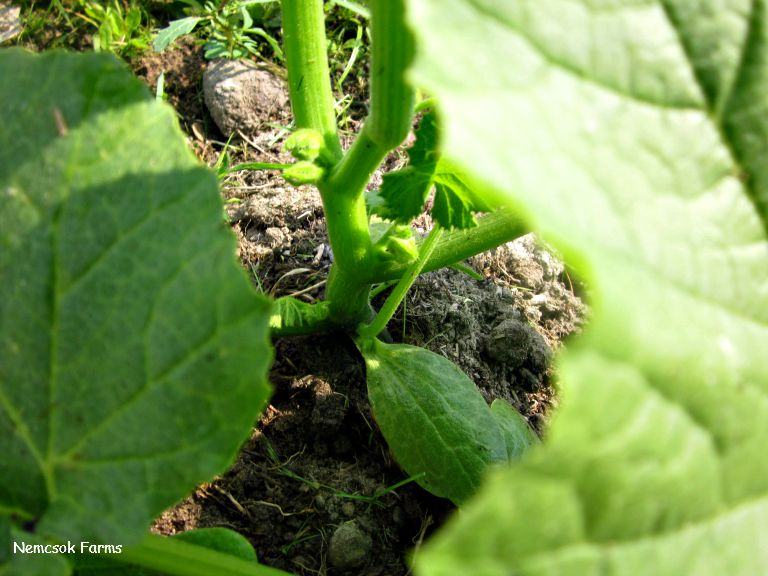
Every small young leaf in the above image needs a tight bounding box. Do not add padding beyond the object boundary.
[270,297,331,336]
[283,128,325,163]
[152,17,201,52]
[379,234,419,263]
[371,220,419,264]
[377,112,495,228]
[361,340,506,504]
[489,399,539,460]
[283,161,325,185]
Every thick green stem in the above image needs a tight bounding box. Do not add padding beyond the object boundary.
[319,124,392,325]
[368,0,415,149]
[281,0,342,160]
[367,208,529,283]
[278,0,419,329]
[118,534,292,576]
[324,265,374,326]
[359,226,443,340]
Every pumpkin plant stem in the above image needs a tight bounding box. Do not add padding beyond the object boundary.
[322,0,417,325]
[279,0,418,327]
[281,0,342,161]
[320,124,389,325]
[359,226,443,340]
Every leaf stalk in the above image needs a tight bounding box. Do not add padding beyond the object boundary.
[359,225,443,340]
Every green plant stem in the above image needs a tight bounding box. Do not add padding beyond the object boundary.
[118,534,292,576]
[359,226,443,340]
[367,207,528,283]
[320,125,387,275]
[319,123,391,325]
[281,0,342,161]
[280,0,420,328]
[367,0,414,149]
[280,0,393,326]
[369,279,398,299]
[270,208,527,335]
[227,161,292,173]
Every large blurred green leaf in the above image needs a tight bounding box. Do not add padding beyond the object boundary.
[0,49,272,557]
[406,1,768,574]
[1,529,71,576]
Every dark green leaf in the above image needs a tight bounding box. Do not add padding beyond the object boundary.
[71,528,257,575]
[489,399,538,461]
[1,517,8,566]
[432,160,493,229]
[377,113,438,224]
[2,528,71,576]
[378,112,495,228]
[0,50,273,549]
[378,169,433,224]
[361,340,505,504]
[270,298,331,336]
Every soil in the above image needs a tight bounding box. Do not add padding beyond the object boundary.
[18,26,588,575]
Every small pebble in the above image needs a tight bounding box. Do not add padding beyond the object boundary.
[341,501,355,517]
[329,521,372,570]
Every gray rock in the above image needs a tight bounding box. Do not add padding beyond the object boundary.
[328,521,372,571]
[0,3,22,43]
[203,59,290,136]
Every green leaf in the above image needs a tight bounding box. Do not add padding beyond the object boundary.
[377,113,437,223]
[377,112,492,228]
[1,516,9,564]
[0,50,272,550]
[361,340,506,504]
[282,161,325,185]
[377,169,433,224]
[170,528,256,563]
[71,528,257,575]
[1,528,71,576]
[283,128,325,162]
[489,399,538,461]
[152,17,202,52]
[407,0,768,574]
[270,297,331,336]
[370,220,419,264]
[432,159,492,230]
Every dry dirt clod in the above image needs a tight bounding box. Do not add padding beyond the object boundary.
[486,318,552,372]
[203,58,290,137]
[329,521,373,571]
